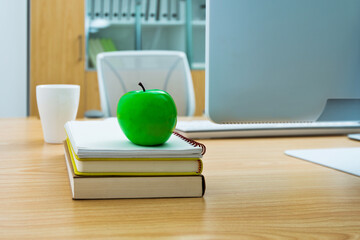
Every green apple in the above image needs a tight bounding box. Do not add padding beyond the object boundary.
[117,82,177,146]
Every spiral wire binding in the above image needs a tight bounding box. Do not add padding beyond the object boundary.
[173,131,206,155]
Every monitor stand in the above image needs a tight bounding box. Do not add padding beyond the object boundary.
[317,99,360,121]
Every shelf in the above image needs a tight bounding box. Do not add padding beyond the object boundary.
[191,62,205,70]
[90,21,135,27]
[192,20,206,27]
[89,21,186,30]
[85,0,206,70]
[141,21,186,26]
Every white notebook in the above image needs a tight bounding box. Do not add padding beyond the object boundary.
[64,118,205,158]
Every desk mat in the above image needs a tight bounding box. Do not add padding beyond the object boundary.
[285,148,360,177]
[348,134,360,141]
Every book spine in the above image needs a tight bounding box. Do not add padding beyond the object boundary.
[198,159,203,174]
[201,175,206,196]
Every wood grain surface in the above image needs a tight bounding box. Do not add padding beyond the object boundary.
[0,118,359,239]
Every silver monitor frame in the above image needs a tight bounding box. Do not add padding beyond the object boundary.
[206,0,360,123]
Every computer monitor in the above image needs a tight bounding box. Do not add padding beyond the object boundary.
[206,0,360,124]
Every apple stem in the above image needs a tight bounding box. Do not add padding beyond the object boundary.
[138,82,146,92]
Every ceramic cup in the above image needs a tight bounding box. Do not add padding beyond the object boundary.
[36,84,80,144]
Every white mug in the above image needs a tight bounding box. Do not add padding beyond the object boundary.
[36,84,80,144]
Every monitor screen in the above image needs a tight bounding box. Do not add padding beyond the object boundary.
[206,0,360,123]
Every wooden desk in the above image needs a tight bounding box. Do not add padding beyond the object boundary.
[1,118,359,239]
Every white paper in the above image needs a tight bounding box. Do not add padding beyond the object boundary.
[285,148,360,176]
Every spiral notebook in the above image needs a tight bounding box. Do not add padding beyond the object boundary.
[64,118,206,159]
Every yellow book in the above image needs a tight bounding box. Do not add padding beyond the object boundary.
[66,138,203,176]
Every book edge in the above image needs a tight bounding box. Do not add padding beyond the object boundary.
[64,142,76,199]
[66,139,203,176]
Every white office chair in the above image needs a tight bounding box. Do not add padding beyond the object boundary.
[96,51,196,117]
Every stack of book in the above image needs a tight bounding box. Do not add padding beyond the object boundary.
[64,118,206,199]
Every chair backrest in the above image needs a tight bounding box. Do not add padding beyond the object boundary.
[96,51,196,117]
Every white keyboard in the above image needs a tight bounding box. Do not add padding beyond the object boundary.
[175,120,360,139]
